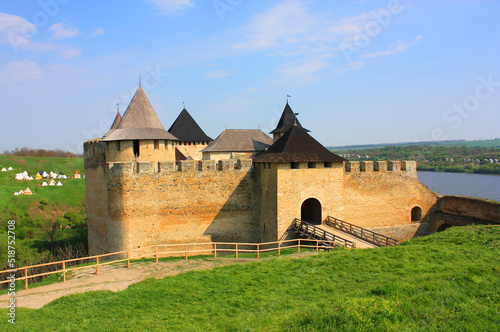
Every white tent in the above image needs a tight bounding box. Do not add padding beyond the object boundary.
[15,173,24,181]
[7,167,13,171]
[1,168,6,172]
[42,171,49,178]
[19,189,24,195]
[50,172,58,178]
[56,181,63,186]
[14,192,19,195]
[42,182,48,186]
[48,179,56,186]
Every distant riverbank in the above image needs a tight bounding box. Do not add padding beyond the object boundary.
[418,171,500,202]
[417,165,500,175]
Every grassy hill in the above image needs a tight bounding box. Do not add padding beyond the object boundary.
[328,138,500,151]
[1,225,498,331]
[0,155,86,267]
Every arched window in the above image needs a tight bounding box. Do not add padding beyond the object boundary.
[411,206,422,222]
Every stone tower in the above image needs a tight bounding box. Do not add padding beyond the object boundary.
[269,102,309,142]
[254,124,347,241]
[100,85,178,168]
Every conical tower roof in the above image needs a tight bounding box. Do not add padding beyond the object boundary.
[110,111,122,129]
[101,86,178,141]
[102,111,122,139]
[270,102,309,134]
[168,108,212,142]
[253,125,346,163]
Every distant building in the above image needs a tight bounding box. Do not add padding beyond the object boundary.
[201,129,273,160]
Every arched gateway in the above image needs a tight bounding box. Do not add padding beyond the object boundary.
[301,198,322,225]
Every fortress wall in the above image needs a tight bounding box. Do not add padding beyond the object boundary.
[84,140,110,255]
[176,142,209,160]
[104,160,259,253]
[343,160,438,234]
[277,162,345,239]
[437,196,500,222]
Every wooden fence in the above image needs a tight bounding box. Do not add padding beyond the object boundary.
[0,238,349,290]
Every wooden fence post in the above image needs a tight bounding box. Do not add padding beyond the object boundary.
[278,241,281,256]
[126,251,130,268]
[24,267,28,290]
[257,244,260,259]
[184,244,188,260]
[155,246,159,263]
[62,262,66,283]
[214,243,217,258]
[298,239,301,253]
[95,256,99,275]
[235,244,238,258]
[316,240,319,252]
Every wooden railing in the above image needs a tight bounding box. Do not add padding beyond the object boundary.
[324,216,399,247]
[0,238,347,291]
[292,219,356,249]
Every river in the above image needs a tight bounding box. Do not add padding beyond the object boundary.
[417,171,500,202]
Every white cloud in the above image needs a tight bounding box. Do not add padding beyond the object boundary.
[0,12,81,58]
[91,27,107,36]
[232,1,315,50]
[0,12,36,46]
[147,0,194,14]
[275,58,329,85]
[0,60,45,85]
[49,22,80,39]
[204,69,235,79]
[49,64,89,74]
[334,61,364,74]
[363,35,423,58]
[230,1,410,81]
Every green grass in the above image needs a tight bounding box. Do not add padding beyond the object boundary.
[0,155,87,268]
[1,225,498,331]
[0,155,84,215]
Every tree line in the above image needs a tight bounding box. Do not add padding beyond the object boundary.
[2,147,83,158]
[333,145,500,174]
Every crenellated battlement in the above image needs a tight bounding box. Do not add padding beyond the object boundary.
[345,160,417,177]
[107,159,254,176]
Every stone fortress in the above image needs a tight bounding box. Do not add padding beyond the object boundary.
[84,84,497,255]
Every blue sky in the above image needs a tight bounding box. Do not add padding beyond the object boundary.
[0,0,499,154]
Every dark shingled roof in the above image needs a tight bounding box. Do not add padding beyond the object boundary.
[253,125,346,163]
[201,129,273,153]
[102,86,178,141]
[168,108,212,142]
[270,102,309,134]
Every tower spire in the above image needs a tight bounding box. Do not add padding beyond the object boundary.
[139,72,142,86]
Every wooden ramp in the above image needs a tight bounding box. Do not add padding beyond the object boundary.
[316,224,377,249]
[291,217,399,249]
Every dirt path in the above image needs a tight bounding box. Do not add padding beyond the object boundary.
[0,252,315,310]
